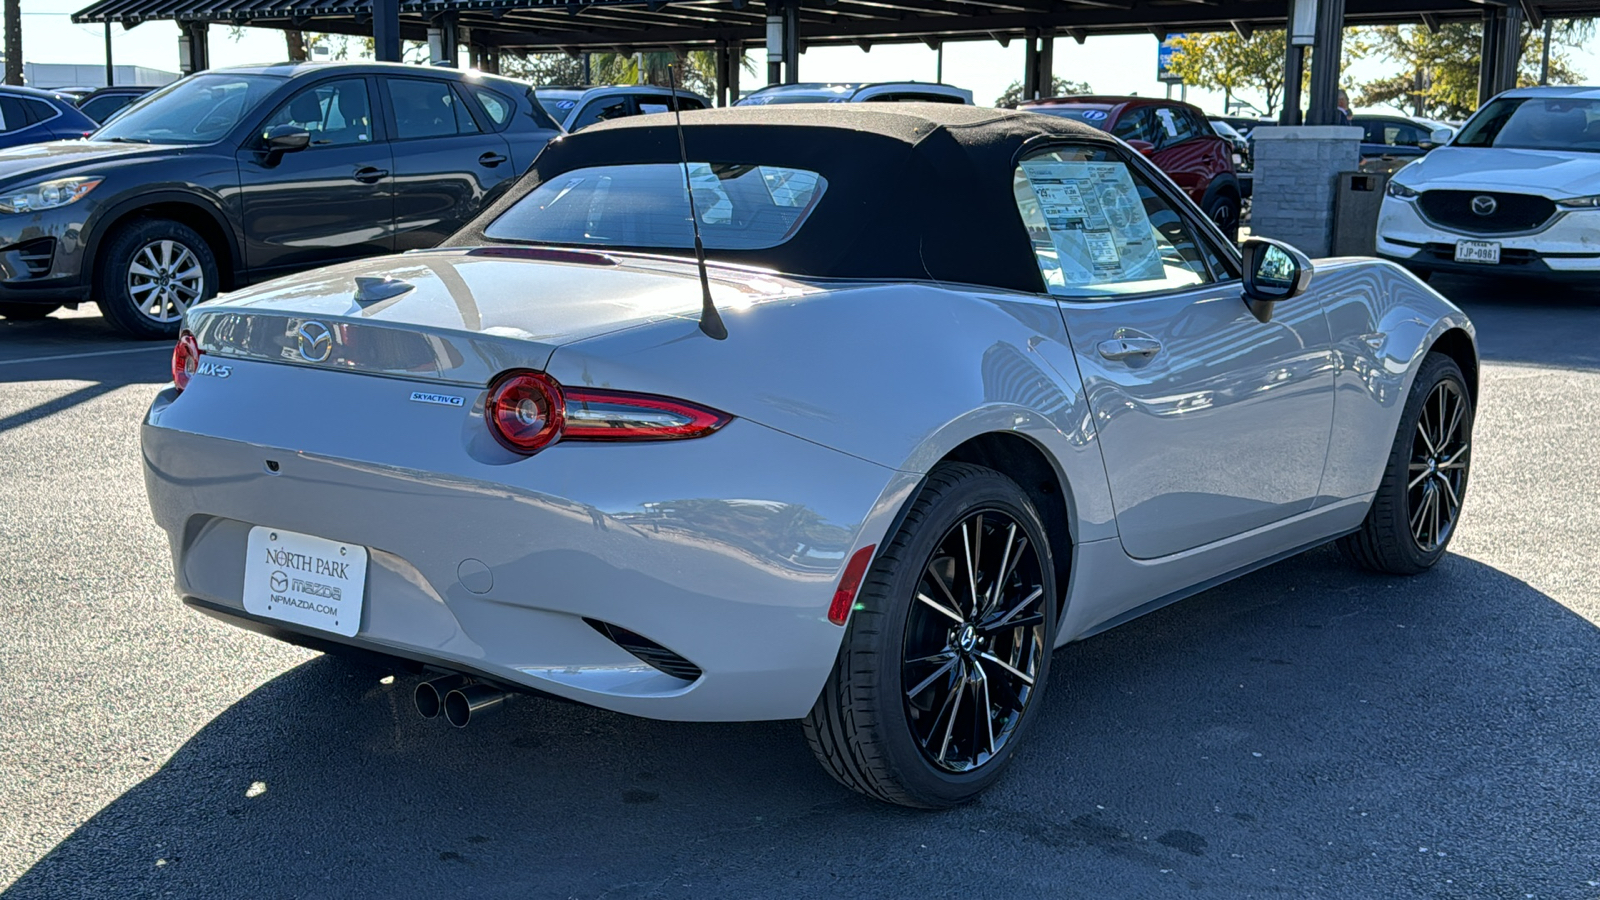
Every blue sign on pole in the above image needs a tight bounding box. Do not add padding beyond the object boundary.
[1157,34,1187,84]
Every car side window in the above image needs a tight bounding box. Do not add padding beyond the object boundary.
[1013,145,1214,299]
[80,95,129,122]
[1110,108,1154,144]
[570,97,631,131]
[21,99,58,125]
[1390,123,1424,147]
[389,78,478,140]
[260,78,373,147]
[0,97,21,132]
[1155,107,1195,147]
[472,87,513,128]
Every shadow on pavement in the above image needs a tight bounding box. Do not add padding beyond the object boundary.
[6,546,1599,899]
[1429,274,1600,371]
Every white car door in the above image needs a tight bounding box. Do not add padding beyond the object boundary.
[1012,143,1336,560]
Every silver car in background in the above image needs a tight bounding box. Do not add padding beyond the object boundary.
[143,105,1477,808]
[534,84,709,131]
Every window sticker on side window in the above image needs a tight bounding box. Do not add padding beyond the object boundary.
[1020,160,1163,285]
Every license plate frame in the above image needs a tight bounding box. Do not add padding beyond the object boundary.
[1454,240,1501,265]
[243,526,368,637]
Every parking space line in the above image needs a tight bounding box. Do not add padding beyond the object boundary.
[0,346,172,367]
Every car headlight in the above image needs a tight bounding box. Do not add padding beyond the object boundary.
[0,176,104,214]
[1386,181,1419,199]
[1557,194,1600,209]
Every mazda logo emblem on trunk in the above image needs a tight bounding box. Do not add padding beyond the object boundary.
[1471,195,1498,216]
[296,321,334,362]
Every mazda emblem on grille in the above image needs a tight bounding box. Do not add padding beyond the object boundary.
[1471,195,1498,217]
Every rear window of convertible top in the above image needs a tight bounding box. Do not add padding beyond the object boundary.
[483,163,827,251]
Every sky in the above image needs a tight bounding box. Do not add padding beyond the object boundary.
[18,0,1600,117]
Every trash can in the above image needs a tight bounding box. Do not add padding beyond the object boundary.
[1331,171,1389,257]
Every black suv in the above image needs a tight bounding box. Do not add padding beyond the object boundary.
[0,62,561,337]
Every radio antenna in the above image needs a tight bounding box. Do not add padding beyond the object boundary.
[667,65,727,340]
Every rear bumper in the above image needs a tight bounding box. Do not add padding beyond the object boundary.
[142,381,910,722]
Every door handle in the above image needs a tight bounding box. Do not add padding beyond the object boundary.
[352,166,389,184]
[1097,336,1163,362]
[477,152,508,167]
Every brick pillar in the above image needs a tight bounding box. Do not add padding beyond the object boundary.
[1249,126,1362,257]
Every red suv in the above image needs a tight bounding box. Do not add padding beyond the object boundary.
[1022,96,1241,239]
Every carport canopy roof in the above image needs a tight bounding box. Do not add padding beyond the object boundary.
[71,0,1600,53]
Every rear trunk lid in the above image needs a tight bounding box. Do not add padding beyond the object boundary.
[189,247,811,386]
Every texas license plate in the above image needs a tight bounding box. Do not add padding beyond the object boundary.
[1454,240,1501,264]
[243,526,368,637]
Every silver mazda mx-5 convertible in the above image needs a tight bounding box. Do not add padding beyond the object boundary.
[143,105,1476,808]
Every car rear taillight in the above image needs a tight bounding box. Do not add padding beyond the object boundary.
[486,371,564,453]
[563,387,730,441]
[171,332,200,393]
[485,371,731,455]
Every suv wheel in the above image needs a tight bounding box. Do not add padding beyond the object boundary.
[1205,192,1240,242]
[96,218,219,339]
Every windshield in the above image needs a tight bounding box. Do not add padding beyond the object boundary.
[484,163,827,250]
[737,87,855,106]
[94,73,284,145]
[1455,96,1600,152]
[1024,106,1113,130]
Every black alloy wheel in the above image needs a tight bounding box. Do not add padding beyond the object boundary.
[903,510,1048,773]
[1206,193,1240,242]
[1341,352,1473,574]
[1405,378,1470,553]
[804,463,1058,808]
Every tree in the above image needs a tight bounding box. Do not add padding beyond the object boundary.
[1166,31,1291,116]
[1355,20,1593,119]
[499,49,747,95]
[994,77,1092,108]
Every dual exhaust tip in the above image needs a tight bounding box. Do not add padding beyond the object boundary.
[414,674,508,728]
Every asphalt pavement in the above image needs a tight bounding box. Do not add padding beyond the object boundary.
[2,279,1599,900]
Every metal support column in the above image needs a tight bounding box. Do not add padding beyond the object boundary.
[372,0,401,63]
[1498,4,1525,96]
[782,0,800,84]
[104,22,114,86]
[1038,27,1054,97]
[728,40,742,103]
[1306,0,1345,125]
[766,2,782,85]
[1541,17,1553,85]
[714,39,729,106]
[1281,41,1305,125]
[177,20,209,74]
[1022,27,1039,102]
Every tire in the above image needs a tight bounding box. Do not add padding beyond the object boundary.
[1339,352,1473,574]
[803,462,1059,808]
[1205,191,1241,242]
[96,218,219,340]
[0,302,59,320]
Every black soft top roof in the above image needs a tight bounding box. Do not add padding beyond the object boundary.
[454,103,1121,294]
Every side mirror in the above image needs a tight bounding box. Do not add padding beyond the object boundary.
[1240,237,1314,322]
[1125,139,1157,158]
[258,124,310,165]
[1429,127,1453,146]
